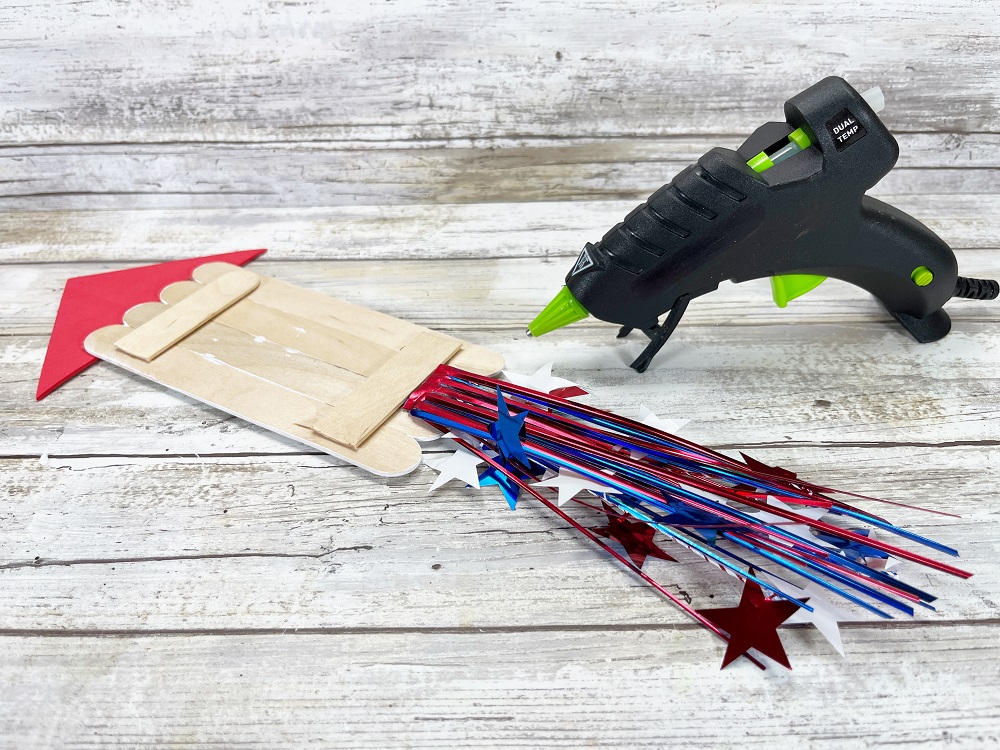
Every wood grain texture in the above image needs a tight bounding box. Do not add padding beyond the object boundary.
[164,284,398,377]
[11,316,999,456]
[2,196,998,265]
[2,0,997,145]
[2,134,1000,211]
[6,254,1000,335]
[1,627,999,749]
[312,332,460,449]
[87,323,426,476]
[2,0,999,746]
[1,446,997,630]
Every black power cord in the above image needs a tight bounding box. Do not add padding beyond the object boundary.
[954,277,1000,301]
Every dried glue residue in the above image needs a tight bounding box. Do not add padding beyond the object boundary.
[201,352,226,366]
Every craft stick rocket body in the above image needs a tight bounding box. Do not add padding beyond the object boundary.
[84,262,504,476]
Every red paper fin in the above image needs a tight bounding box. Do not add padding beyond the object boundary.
[36,249,266,400]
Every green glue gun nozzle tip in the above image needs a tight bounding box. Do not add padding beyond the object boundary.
[527,286,589,337]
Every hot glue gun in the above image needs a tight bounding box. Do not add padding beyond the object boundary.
[527,77,998,372]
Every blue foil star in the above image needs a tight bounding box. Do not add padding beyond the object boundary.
[489,390,529,468]
[653,499,722,544]
[479,465,520,510]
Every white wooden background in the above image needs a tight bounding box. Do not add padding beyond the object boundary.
[2,1,999,747]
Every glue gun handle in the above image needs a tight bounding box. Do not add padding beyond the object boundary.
[825,197,959,326]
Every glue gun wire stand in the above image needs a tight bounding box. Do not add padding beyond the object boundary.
[527,77,999,373]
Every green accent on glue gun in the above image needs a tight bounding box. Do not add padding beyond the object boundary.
[528,285,590,337]
[749,127,813,173]
[770,274,828,308]
[788,127,811,149]
[748,152,773,173]
[757,128,827,308]
[911,266,934,287]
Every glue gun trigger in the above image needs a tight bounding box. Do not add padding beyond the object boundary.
[620,295,691,373]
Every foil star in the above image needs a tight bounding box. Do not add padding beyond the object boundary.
[697,577,801,669]
[489,390,529,468]
[478,465,521,510]
[754,496,836,549]
[628,405,690,459]
[637,404,691,434]
[740,452,798,481]
[814,528,890,563]
[592,501,675,569]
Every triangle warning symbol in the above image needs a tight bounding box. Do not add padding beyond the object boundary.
[571,247,595,276]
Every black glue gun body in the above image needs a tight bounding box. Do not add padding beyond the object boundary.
[543,77,996,372]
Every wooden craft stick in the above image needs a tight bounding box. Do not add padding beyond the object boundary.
[123,301,364,399]
[88,263,503,475]
[194,263,504,375]
[312,332,461,450]
[116,267,259,361]
[125,301,440,442]
[195,263,423,349]
[161,280,395,377]
[86,323,422,476]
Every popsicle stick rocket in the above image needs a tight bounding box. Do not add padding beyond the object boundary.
[82,262,504,476]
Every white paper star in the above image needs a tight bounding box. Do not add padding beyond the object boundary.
[628,406,691,459]
[441,429,478,443]
[754,496,836,549]
[423,446,483,492]
[637,404,691,434]
[440,430,494,456]
[763,573,854,656]
[502,363,584,395]
[865,553,902,572]
[533,468,616,506]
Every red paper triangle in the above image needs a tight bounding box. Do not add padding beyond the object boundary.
[36,249,267,400]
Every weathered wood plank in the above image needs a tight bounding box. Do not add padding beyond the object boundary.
[1,196,998,265]
[0,0,995,742]
[1,627,998,748]
[0,445,995,630]
[2,133,1000,211]
[5,254,1000,336]
[2,0,997,145]
[6,315,1000,454]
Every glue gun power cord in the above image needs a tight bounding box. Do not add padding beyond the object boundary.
[954,277,1000,300]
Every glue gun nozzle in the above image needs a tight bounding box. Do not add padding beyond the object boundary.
[527,286,590,337]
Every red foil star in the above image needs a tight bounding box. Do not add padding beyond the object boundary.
[697,578,800,669]
[740,452,798,480]
[591,502,675,569]
[549,385,588,399]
